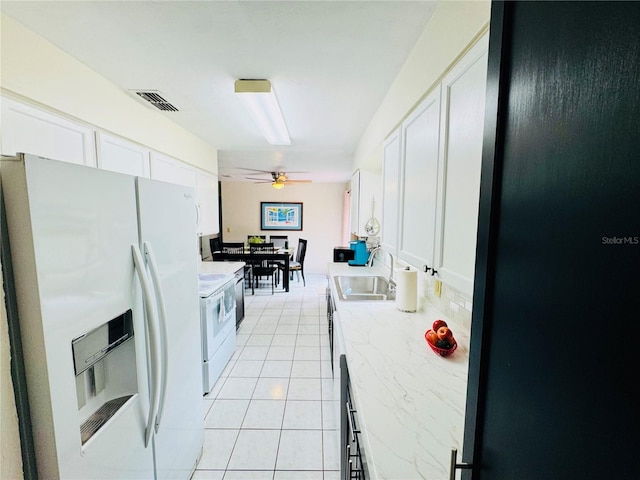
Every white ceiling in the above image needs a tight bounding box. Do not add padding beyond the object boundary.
[1,1,438,183]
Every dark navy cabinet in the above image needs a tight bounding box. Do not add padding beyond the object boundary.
[462,2,640,479]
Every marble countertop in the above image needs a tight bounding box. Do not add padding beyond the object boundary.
[328,263,470,480]
[199,260,245,275]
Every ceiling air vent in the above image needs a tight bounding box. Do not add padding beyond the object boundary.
[133,90,179,112]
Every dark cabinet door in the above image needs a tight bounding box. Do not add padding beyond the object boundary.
[463,2,640,479]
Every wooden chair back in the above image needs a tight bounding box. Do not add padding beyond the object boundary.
[296,239,307,265]
[269,235,288,249]
[209,237,222,253]
[222,242,244,254]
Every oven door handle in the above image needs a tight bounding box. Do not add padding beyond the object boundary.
[209,291,226,323]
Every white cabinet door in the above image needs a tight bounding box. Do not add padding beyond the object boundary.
[150,151,197,188]
[350,169,381,237]
[1,96,96,167]
[398,86,441,269]
[381,128,402,254]
[196,169,219,236]
[96,132,150,177]
[434,34,488,295]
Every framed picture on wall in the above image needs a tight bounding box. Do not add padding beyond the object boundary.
[260,202,303,230]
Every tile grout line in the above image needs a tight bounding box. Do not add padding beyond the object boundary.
[273,305,296,475]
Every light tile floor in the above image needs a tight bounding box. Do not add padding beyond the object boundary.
[193,273,341,480]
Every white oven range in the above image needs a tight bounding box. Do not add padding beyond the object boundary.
[198,273,237,395]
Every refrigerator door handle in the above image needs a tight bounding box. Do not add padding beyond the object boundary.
[143,241,169,433]
[195,202,201,235]
[132,244,161,448]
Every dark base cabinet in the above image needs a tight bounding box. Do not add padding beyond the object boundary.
[234,267,245,328]
[340,355,367,480]
[326,284,335,374]
[462,2,640,479]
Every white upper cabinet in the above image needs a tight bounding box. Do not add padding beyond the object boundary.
[150,151,197,188]
[381,128,401,254]
[96,132,150,177]
[434,34,488,295]
[350,169,381,238]
[398,86,442,269]
[380,32,488,296]
[196,169,219,236]
[1,97,96,167]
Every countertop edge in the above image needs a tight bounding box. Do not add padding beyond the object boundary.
[199,260,245,275]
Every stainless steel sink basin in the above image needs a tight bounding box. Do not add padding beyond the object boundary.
[334,275,395,301]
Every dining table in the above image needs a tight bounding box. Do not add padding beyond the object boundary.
[211,247,293,293]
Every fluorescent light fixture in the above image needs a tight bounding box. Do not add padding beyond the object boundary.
[235,79,291,145]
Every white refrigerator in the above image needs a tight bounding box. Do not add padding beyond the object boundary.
[0,154,204,479]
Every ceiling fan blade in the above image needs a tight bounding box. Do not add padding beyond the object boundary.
[236,168,274,175]
[237,168,312,185]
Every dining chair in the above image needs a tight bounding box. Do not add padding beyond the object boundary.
[222,242,250,286]
[221,242,244,254]
[209,237,222,254]
[268,235,289,284]
[279,238,307,286]
[269,235,288,249]
[249,242,278,294]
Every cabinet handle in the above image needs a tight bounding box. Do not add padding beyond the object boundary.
[424,264,439,276]
[449,448,472,480]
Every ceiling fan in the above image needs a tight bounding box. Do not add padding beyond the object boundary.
[243,169,312,189]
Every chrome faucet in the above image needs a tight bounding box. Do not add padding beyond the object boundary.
[366,246,380,268]
[367,246,396,289]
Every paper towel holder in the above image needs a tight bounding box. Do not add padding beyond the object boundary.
[396,266,417,313]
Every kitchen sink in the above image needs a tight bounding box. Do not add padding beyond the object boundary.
[334,275,395,301]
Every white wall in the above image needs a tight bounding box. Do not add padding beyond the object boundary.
[354,0,491,171]
[220,182,347,275]
[0,13,218,174]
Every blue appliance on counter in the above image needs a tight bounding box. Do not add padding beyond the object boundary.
[348,240,370,266]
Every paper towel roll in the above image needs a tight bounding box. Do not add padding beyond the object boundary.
[395,267,417,312]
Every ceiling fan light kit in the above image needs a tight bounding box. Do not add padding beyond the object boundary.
[234,79,291,146]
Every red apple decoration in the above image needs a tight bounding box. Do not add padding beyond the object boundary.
[426,321,457,355]
[436,326,453,341]
[432,319,448,332]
